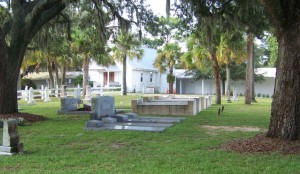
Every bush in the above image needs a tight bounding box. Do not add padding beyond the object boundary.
[239,93,243,96]
[266,94,270,98]
[257,93,261,97]
[262,94,266,98]
[21,78,37,89]
[74,75,83,86]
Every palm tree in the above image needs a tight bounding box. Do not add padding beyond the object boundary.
[154,43,181,94]
[216,32,246,97]
[111,31,144,96]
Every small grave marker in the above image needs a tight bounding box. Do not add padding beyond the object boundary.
[0,119,23,155]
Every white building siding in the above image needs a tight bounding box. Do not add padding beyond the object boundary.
[254,77,275,96]
[176,79,214,94]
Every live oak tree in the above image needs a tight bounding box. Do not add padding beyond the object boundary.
[0,0,69,114]
[0,0,150,114]
[260,0,300,140]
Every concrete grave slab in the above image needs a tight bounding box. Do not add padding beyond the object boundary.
[102,117,117,124]
[86,120,104,128]
[112,114,129,122]
[85,124,167,132]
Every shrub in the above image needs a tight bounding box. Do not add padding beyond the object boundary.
[74,74,93,87]
[239,93,243,96]
[74,75,83,86]
[257,93,261,97]
[262,94,266,98]
[266,94,270,98]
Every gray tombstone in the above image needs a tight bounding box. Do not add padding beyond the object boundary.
[74,86,81,100]
[60,97,79,111]
[91,96,115,120]
[0,119,23,155]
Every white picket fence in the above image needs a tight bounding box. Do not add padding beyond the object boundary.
[17,85,122,103]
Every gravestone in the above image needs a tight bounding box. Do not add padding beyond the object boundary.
[41,85,44,100]
[74,85,81,100]
[91,96,115,120]
[0,119,23,155]
[60,97,79,111]
[27,87,34,104]
[24,86,28,102]
[44,87,51,102]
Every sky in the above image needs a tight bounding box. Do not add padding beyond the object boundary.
[146,0,169,17]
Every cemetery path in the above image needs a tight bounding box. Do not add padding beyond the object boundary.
[222,133,300,155]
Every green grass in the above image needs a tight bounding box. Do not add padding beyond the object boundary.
[0,96,299,174]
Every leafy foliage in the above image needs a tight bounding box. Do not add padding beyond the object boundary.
[266,35,278,67]
[21,78,37,90]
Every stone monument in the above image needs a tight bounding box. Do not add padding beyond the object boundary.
[90,96,115,120]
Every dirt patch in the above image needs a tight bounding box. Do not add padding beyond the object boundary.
[0,112,47,123]
[222,134,300,155]
[110,142,128,149]
[202,125,264,132]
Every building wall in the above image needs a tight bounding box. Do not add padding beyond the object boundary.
[177,77,275,96]
[176,78,214,95]
[130,70,164,93]
[254,77,275,96]
[89,70,101,86]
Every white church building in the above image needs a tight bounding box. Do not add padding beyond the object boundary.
[89,47,276,97]
[89,47,170,93]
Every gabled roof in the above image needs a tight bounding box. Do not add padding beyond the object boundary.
[90,47,158,72]
[255,68,276,78]
[89,60,121,72]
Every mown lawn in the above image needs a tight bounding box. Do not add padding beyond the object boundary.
[0,95,299,174]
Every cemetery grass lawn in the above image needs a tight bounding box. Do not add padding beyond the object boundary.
[0,96,299,173]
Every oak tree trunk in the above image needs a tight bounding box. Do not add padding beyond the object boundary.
[0,32,19,114]
[245,32,254,104]
[266,30,300,140]
[255,0,300,140]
